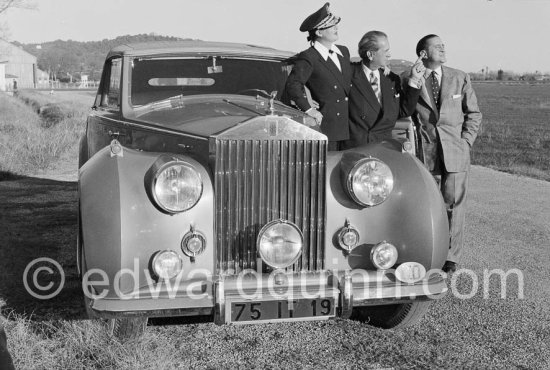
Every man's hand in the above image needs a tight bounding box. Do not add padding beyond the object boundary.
[306,108,323,125]
[305,87,320,109]
[411,56,426,80]
[407,56,426,89]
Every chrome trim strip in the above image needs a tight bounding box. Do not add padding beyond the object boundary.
[92,114,209,141]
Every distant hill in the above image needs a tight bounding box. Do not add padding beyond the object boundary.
[13,34,191,81]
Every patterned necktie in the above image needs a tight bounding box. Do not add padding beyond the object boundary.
[370,71,381,104]
[431,71,440,108]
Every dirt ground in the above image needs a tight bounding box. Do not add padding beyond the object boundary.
[0,155,82,320]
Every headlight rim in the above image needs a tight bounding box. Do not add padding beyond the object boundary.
[346,157,394,207]
[151,159,203,214]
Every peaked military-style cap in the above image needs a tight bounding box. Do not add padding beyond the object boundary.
[299,2,341,32]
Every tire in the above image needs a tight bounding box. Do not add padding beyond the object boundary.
[351,301,432,329]
[109,317,148,342]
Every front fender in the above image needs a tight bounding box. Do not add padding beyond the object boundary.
[324,142,448,271]
[79,144,215,298]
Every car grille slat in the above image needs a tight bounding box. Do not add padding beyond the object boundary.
[215,138,326,273]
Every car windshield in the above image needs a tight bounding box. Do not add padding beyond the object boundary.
[130,56,291,108]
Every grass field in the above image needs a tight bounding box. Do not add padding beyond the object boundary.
[0,84,549,368]
[471,82,550,181]
[1,167,547,369]
[0,90,92,180]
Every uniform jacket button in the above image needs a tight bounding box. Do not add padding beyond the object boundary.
[337,112,340,116]
[345,97,348,101]
[334,85,337,89]
[336,99,340,103]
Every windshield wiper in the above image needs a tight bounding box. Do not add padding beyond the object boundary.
[222,99,263,116]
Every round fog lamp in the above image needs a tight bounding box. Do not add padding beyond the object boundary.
[258,220,303,269]
[152,250,183,280]
[370,241,398,270]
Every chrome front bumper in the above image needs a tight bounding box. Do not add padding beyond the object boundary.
[87,269,448,322]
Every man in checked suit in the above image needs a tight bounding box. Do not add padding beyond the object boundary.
[344,31,425,148]
[412,34,482,274]
[285,3,351,151]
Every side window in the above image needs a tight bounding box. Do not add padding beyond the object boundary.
[101,58,122,109]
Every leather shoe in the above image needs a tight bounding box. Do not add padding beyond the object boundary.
[442,261,457,274]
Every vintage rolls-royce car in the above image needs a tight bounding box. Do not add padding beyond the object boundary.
[77,41,449,339]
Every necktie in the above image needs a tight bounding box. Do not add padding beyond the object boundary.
[431,71,440,108]
[370,72,381,104]
[328,50,342,72]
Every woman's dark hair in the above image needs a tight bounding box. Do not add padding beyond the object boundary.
[307,30,318,44]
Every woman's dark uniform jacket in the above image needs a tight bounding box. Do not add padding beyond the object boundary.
[285,45,352,142]
[345,62,420,147]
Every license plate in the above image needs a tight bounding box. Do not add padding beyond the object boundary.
[229,297,335,323]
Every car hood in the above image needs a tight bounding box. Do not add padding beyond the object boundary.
[130,94,316,138]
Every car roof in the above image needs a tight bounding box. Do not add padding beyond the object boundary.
[107,40,295,60]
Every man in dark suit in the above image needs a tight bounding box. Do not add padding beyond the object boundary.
[345,31,424,148]
[285,2,351,151]
[412,34,482,274]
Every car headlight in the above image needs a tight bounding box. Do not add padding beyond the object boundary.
[257,220,303,269]
[151,250,183,280]
[347,158,394,206]
[370,241,398,270]
[151,161,203,213]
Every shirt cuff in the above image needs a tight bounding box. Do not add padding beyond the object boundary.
[408,77,422,89]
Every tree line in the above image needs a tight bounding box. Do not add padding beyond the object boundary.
[14,34,188,82]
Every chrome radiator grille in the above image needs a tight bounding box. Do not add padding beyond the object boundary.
[214,138,326,273]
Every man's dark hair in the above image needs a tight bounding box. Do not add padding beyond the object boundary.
[416,34,439,56]
[358,30,387,60]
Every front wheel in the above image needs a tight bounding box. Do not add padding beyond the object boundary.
[109,317,148,342]
[351,301,432,329]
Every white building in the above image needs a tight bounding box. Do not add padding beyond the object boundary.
[0,39,49,91]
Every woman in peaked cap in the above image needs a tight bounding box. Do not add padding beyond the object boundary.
[285,3,352,151]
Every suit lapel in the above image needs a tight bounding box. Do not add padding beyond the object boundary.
[439,66,454,109]
[379,70,393,111]
[352,64,380,112]
[315,50,346,89]
[339,53,351,93]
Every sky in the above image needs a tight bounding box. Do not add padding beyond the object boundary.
[1,0,549,73]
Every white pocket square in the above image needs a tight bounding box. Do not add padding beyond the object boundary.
[452,94,462,99]
[394,93,400,98]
